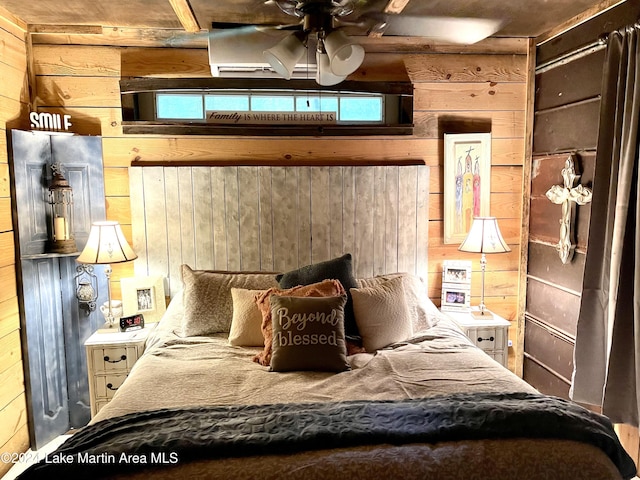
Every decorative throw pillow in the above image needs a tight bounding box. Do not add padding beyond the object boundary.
[357,273,437,333]
[276,254,360,340]
[350,276,413,352]
[253,279,346,366]
[181,265,279,337]
[270,295,349,372]
[228,288,266,347]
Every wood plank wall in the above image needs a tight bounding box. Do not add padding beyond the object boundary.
[0,13,29,476]
[26,33,528,372]
[528,0,640,466]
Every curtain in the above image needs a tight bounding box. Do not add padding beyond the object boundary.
[571,24,640,426]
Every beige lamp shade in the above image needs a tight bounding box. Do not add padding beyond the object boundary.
[77,221,137,265]
[324,29,364,76]
[458,217,511,254]
[316,50,346,86]
[263,31,307,80]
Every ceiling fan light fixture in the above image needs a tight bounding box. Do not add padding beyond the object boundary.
[324,29,364,76]
[263,31,307,79]
[315,49,346,86]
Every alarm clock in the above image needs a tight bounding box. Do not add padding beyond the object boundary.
[119,314,145,332]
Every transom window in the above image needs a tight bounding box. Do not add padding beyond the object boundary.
[120,78,413,135]
[155,90,384,123]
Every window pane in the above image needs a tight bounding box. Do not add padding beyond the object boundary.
[157,94,203,119]
[339,97,382,121]
[205,95,249,110]
[251,96,294,111]
[296,96,338,112]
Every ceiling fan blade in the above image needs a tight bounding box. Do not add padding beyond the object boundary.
[374,15,503,44]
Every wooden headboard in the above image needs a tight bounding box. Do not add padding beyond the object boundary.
[129,165,429,297]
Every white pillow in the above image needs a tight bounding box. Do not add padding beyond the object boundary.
[228,288,266,347]
[350,276,413,352]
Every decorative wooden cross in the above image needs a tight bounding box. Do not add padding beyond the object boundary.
[545,155,593,264]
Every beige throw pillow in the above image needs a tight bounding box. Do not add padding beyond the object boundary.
[351,276,413,352]
[228,288,266,347]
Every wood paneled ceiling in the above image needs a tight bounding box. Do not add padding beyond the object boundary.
[0,0,628,40]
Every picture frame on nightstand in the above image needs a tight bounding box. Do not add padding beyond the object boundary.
[441,260,472,312]
[442,260,472,285]
[441,283,471,312]
[120,275,166,323]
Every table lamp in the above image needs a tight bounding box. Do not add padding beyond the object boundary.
[458,217,510,318]
[77,221,137,328]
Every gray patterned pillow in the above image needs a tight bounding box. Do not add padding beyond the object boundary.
[270,295,349,372]
[181,265,279,337]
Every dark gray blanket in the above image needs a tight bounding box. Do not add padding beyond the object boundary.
[18,392,636,479]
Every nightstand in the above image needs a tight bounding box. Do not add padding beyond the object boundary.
[84,324,156,417]
[441,309,510,368]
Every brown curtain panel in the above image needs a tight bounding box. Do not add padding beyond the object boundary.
[571,24,640,426]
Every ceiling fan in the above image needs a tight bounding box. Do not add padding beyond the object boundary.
[208,0,503,86]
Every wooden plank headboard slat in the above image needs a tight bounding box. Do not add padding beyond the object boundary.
[130,165,430,297]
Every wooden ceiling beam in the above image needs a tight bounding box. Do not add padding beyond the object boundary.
[28,24,103,34]
[384,0,411,14]
[0,4,27,31]
[168,0,201,33]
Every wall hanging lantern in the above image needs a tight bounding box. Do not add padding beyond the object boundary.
[74,265,98,315]
[48,163,77,254]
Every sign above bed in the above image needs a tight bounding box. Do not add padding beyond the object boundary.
[206,110,336,125]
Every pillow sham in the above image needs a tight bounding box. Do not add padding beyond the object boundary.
[181,265,279,337]
[357,273,437,333]
[253,279,346,366]
[276,254,360,340]
[350,276,413,352]
[228,288,266,347]
[270,294,349,372]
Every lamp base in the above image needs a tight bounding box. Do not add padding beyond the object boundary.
[97,322,118,333]
[470,309,493,319]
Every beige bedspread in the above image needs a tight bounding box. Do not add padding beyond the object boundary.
[93,294,536,423]
[84,294,631,480]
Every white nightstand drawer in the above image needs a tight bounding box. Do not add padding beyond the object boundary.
[441,309,510,369]
[95,373,128,399]
[471,327,506,352]
[85,324,157,417]
[92,346,140,374]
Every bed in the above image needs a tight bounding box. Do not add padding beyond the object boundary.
[19,256,636,480]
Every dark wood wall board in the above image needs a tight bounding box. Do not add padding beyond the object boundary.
[525,277,580,338]
[532,98,601,154]
[528,194,592,250]
[537,0,640,64]
[529,152,595,249]
[534,49,605,111]
[524,316,575,382]
[523,356,571,400]
[531,153,596,197]
[527,242,586,293]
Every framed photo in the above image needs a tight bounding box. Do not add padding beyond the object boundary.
[120,276,166,323]
[442,260,472,285]
[443,133,492,244]
[441,283,471,312]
